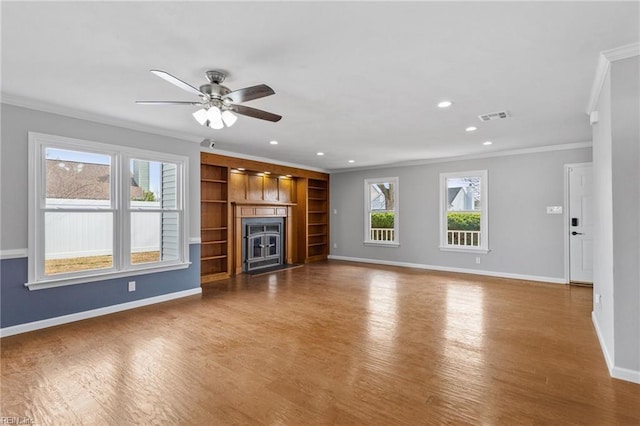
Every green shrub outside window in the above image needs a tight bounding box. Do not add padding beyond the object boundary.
[447,212,480,231]
[371,212,395,228]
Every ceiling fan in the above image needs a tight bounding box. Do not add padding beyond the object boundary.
[136,69,282,129]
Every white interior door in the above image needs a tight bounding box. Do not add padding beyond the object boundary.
[569,164,593,283]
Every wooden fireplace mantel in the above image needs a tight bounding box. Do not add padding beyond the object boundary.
[233,203,295,274]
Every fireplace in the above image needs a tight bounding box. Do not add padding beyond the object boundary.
[242,217,284,272]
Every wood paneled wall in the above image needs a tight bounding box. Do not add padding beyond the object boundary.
[229,172,296,203]
[201,152,329,277]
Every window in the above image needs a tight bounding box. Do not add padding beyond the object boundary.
[364,177,399,246]
[28,133,188,289]
[439,170,488,253]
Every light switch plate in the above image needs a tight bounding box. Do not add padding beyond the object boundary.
[546,206,563,214]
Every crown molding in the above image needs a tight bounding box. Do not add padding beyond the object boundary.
[1,92,206,143]
[330,141,592,173]
[202,147,329,174]
[586,42,640,114]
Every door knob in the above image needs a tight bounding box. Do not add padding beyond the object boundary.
[571,231,583,235]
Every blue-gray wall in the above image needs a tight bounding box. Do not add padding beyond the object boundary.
[1,245,200,328]
[0,103,202,330]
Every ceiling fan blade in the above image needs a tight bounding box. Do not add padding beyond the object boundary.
[150,69,207,98]
[224,84,275,103]
[136,101,202,105]
[229,104,282,122]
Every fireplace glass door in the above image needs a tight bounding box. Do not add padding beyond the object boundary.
[244,221,283,272]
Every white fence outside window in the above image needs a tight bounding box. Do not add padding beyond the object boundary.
[45,199,160,259]
[447,230,481,247]
[370,228,395,241]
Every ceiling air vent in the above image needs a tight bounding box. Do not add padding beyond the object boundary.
[478,110,510,122]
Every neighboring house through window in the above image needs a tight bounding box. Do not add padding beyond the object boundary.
[28,132,189,289]
[439,170,489,253]
[364,177,399,246]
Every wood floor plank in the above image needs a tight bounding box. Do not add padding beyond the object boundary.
[2,260,639,425]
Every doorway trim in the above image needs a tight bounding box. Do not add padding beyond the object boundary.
[564,162,593,284]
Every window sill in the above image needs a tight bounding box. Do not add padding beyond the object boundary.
[364,241,400,248]
[25,262,192,291]
[439,246,490,254]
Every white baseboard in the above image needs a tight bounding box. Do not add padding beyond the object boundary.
[0,287,202,338]
[592,311,640,384]
[591,311,614,371]
[327,255,566,284]
[611,366,640,384]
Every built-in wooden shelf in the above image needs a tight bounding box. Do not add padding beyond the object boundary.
[200,158,230,283]
[301,178,329,262]
[201,255,228,260]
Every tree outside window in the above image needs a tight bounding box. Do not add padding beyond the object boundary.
[365,177,399,245]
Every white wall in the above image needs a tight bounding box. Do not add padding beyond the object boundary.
[330,147,592,281]
[592,70,615,365]
[592,55,640,382]
[610,56,639,373]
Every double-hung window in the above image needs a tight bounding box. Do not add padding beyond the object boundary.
[439,170,488,253]
[364,177,399,246]
[28,132,189,289]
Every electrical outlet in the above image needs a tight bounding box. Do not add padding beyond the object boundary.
[128,281,136,292]
[475,257,481,264]
[595,293,602,305]
[333,243,338,249]
[333,209,338,215]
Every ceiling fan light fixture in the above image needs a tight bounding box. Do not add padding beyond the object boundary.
[221,110,237,127]
[192,108,208,125]
[207,119,224,130]
[206,106,224,129]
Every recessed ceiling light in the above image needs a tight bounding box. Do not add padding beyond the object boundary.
[437,100,453,108]
[317,152,325,156]
[348,160,355,163]
[465,126,477,132]
[264,171,271,175]
[483,141,493,146]
[269,140,278,145]
[286,174,292,178]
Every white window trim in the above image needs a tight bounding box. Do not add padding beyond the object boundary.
[439,170,489,254]
[364,176,400,246]
[27,132,190,291]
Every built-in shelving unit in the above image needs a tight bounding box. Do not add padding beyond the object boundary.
[306,179,329,260]
[200,152,329,282]
[200,158,230,283]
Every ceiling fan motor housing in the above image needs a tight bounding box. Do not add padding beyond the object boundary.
[199,83,231,100]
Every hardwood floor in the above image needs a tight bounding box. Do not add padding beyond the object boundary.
[2,260,639,424]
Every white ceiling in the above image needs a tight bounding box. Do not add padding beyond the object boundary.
[2,1,638,171]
